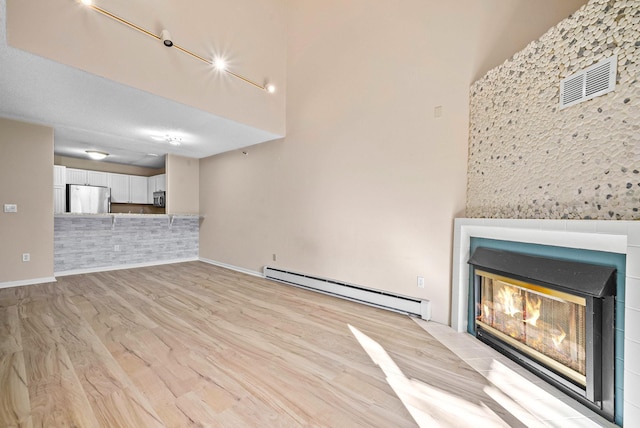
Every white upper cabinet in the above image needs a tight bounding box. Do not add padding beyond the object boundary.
[53,165,66,187]
[66,168,109,187]
[87,171,109,187]
[109,173,149,204]
[109,173,130,203]
[59,167,154,205]
[155,174,166,192]
[147,174,166,203]
[66,168,88,185]
[130,176,149,204]
[54,165,67,213]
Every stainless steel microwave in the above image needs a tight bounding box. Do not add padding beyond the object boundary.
[153,191,165,208]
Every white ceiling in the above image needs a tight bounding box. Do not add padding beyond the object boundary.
[0,0,281,169]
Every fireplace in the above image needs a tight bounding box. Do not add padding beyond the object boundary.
[468,247,616,421]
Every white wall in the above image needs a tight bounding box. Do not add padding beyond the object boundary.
[199,0,588,324]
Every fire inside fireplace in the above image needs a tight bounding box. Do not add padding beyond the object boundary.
[468,247,616,421]
[477,270,587,386]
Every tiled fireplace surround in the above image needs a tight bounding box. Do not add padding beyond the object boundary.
[450,218,640,426]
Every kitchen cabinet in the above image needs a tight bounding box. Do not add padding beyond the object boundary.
[66,168,88,185]
[66,168,108,186]
[108,173,130,203]
[109,173,149,203]
[57,167,153,206]
[130,176,149,204]
[54,166,66,213]
[147,174,166,203]
[54,187,66,213]
[54,165,66,186]
[87,171,109,187]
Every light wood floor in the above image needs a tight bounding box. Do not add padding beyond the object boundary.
[0,262,527,427]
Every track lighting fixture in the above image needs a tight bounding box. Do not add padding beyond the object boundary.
[160,30,173,47]
[79,1,276,93]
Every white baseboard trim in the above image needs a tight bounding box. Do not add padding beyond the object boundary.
[198,258,263,278]
[55,257,199,277]
[0,276,57,289]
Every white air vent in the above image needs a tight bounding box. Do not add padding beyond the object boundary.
[559,55,617,109]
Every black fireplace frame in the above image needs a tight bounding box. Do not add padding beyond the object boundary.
[468,247,616,421]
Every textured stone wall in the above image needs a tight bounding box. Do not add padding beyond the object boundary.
[54,216,199,273]
[467,0,640,219]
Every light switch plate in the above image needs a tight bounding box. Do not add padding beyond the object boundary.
[4,204,17,213]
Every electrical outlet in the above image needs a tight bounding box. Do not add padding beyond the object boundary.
[272,253,277,262]
[22,253,30,262]
[4,204,17,213]
[417,276,425,288]
[114,245,121,252]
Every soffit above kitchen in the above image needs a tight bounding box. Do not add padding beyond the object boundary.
[0,0,286,168]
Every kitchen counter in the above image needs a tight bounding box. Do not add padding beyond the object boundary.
[55,213,201,218]
[54,213,201,217]
[54,214,200,274]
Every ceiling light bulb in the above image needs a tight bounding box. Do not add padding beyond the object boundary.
[167,137,181,146]
[86,150,109,160]
[214,57,227,71]
[81,0,93,5]
[265,83,276,94]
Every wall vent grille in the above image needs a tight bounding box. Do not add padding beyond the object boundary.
[560,55,617,109]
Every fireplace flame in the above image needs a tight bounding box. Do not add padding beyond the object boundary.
[524,296,541,326]
[498,286,521,317]
[483,303,490,320]
[552,327,566,348]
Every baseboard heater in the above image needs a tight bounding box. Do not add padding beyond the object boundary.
[263,266,431,320]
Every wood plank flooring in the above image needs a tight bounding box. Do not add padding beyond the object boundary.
[0,262,528,427]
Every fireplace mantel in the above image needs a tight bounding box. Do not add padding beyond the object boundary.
[452,219,640,425]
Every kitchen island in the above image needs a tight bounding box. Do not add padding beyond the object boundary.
[54,213,200,275]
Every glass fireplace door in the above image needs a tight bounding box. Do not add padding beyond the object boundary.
[475,270,587,386]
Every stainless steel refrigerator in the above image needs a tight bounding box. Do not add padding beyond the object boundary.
[66,184,111,214]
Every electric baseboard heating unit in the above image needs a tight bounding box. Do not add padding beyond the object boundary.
[263,266,431,320]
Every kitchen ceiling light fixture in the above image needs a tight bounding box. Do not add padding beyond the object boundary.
[79,1,275,93]
[86,150,109,160]
[150,133,183,145]
[167,136,182,146]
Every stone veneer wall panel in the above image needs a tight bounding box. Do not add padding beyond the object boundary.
[467,0,640,219]
[54,216,199,273]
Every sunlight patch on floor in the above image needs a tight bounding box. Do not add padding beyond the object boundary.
[414,320,617,427]
[349,324,516,427]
